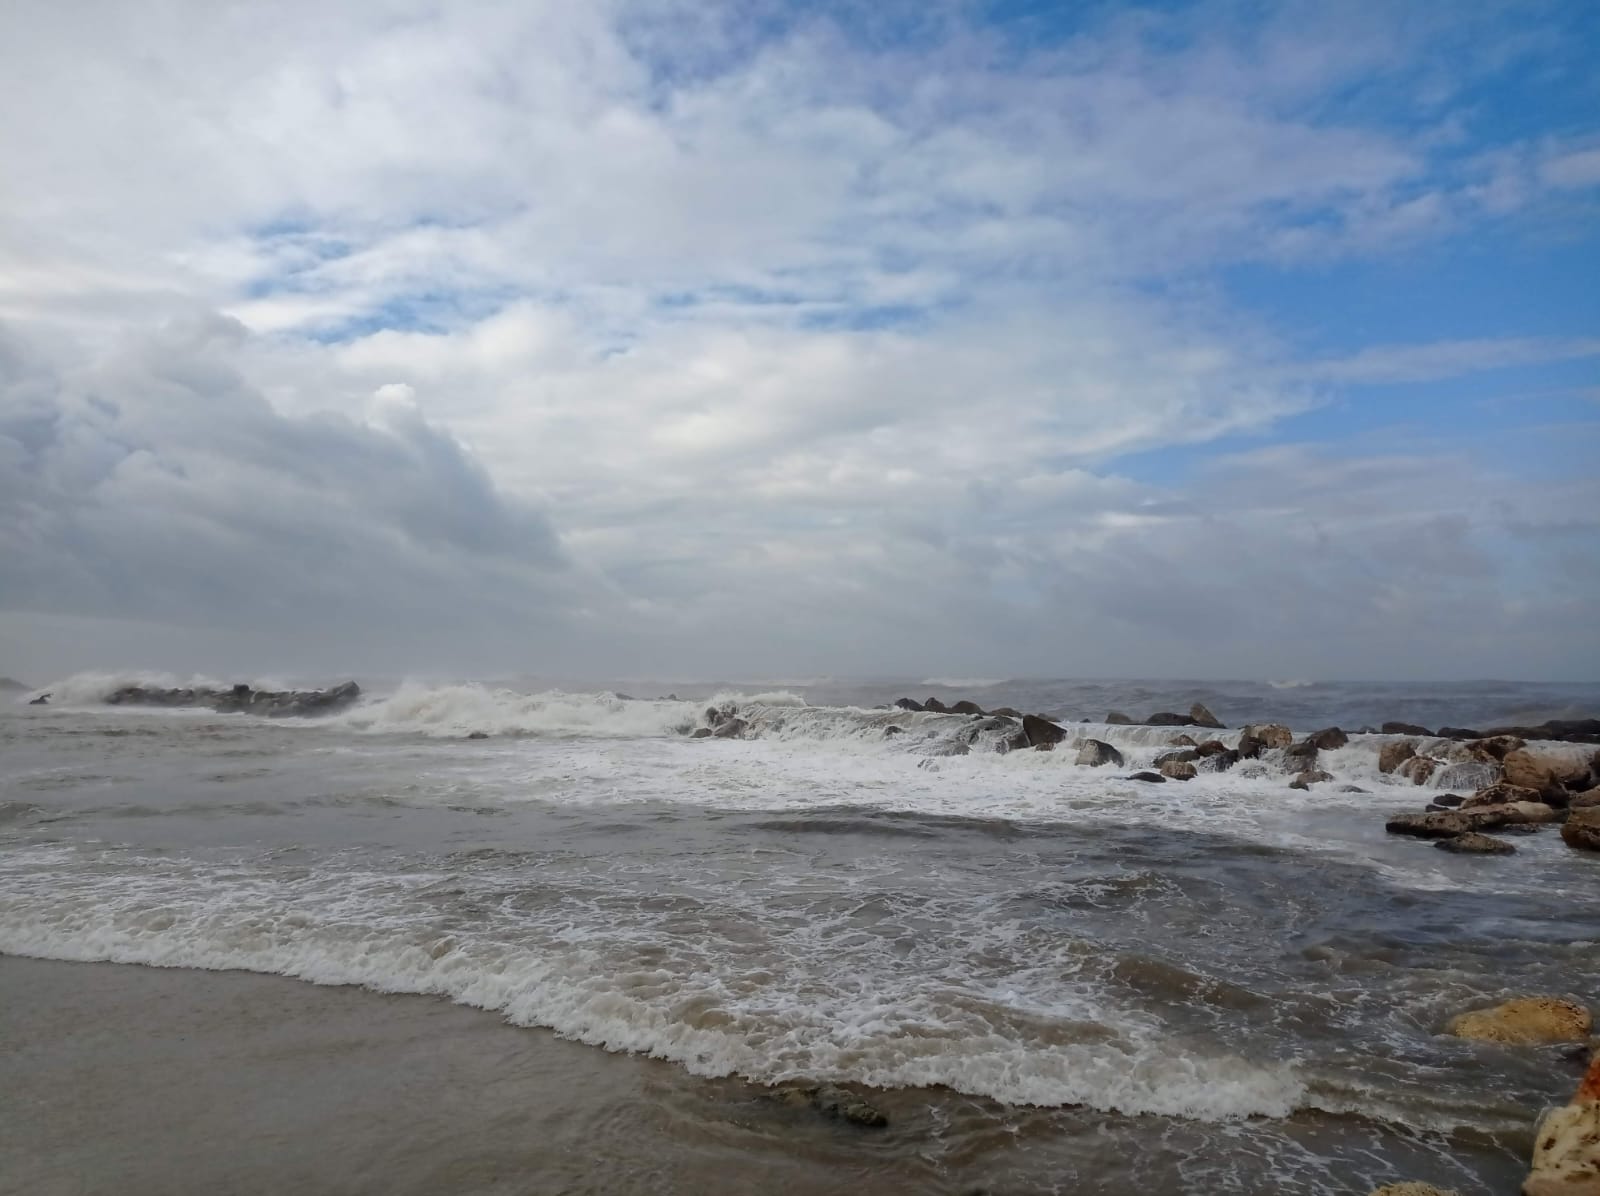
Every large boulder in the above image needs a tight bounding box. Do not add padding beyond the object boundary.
[1503,749,1559,795]
[1145,711,1194,727]
[1379,741,1418,774]
[1524,1052,1600,1196]
[1306,727,1349,751]
[1021,714,1068,750]
[949,700,985,716]
[1436,832,1516,856]
[893,698,924,712]
[1381,722,1433,736]
[1571,788,1600,810]
[1562,807,1600,852]
[1386,807,1523,838]
[1160,760,1197,781]
[1155,748,1199,766]
[1189,702,1224,729]
[1463,783,1544,809]
[1446,997,1592,1045]
[1397,756,1439,786]
[1195,739,1229,757]
[1465,735,1525,762]
[1076,739,1124,767]
[1105,711,1133,725]
[1246,723,1293,750]
[923,698,951,714]
[1198,748,1240,773]
[1290,769,1333,790]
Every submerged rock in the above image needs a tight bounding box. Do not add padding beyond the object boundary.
[1397,756,1439,786]
[28,693,49,705]
[807,1085,888,1128]
[1076,739,1124,768]
[1289,769,1333,790]
[1447,997,1592,1045]
[1436,832,1516,855]
[1199,748,1241,773]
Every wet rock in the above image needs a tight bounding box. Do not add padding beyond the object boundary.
[1160,760,1197,781]
[1500,801,1562,825]
[1369,1185,1460,1196]
[1126,771,1166,783]
[465,731,489,740]
[949,700,985,716]
[1289,769,1333,790]
[1382,722,1434,736]
[1076,739,1124,768]
[1481,717,1600,744]
[1306,727,1349,751]
[1503,749,1558,795]
[1463,783,1543,809]
[1436,832,1516,855]
[1447,997,1592,1045]
[1397,756,1439,786]
[1432,794,1467,808]
[1562,807,1600,852]
[1189,702,1224,729]
[990,707,1022,719]
[1284,740,1320,773]
[1145,711,1194,727]
[1465,735,1525,762]
[1339,785,1370,793]
[1105,711,1133,725]
[808,1085,888,1128]
[1247,724,1294,751]
[1379,740,1418,774]
[712,718,747,739]
[883,726,903,737]
[103,680,362,718]
[1571,788,1600,810]
[1169,734,1198,747]
[1386,809,1511,838]
[1437,726,1483,740]
[923,698,950,714]
[1199,748,1241,773]
[1021,714,1068,750]
[1434,761,1501,792]
[1525,1096,1600,1196]
[28,694,49,705]
[1195,740,1229,757]
[1155,748,1199,766]
[893,698,924,712]
[690,728,713,739]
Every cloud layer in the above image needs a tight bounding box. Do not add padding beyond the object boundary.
[1,0,1596,680]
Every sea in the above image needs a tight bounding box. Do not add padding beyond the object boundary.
[2,673,1598,1195]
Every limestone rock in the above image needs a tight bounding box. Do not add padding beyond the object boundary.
[1379,740,1418,774]
[1289,769,1333,790]
[1386,808,1514,838]
[1370,1184,1460,1196]
[1397,756,1439,785]
[1436,832,1516,855]
[1524,1101,1600,1196]
[1463,783,1544,809]
[1160,760,1197,781]
[1247,724,1293,750]
[1563,807,1600,852]
[1446,997,1591,1045]
[1503,749,1557,794]
[1571,788,1600,810]
[1076,739,1125,768]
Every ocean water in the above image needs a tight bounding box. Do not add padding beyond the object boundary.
[2,674,1598,1194]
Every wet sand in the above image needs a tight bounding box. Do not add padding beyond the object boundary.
[0,956,962,1196]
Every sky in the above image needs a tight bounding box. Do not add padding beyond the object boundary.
[1,0,1597,683]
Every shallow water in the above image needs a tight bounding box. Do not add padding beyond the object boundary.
[2,676,1597,1194]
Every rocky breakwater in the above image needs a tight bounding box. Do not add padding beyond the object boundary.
[1385,740,1600,858]
[101,680,362,718]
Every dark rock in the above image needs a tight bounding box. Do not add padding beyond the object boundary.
[1306,727,1349,751]
[705,706,725,727]
[1145,711,1194,727]
[1480,718,1600,744]
[990,707,1022,719]
[1189,702,1225,729]
[1195,740,1228,757]
[883,726,903,737]
[1105,711,1133,725]
[690,728,713,739]
[1284,740,1319,772]
[893,698,924,712]
[1125,771,1166,783]
[1337,785,1369,793]
[712,718,747,739]
[949,700,985,716]
[1289,769,1333,790]
[664,694,679,702]
[1021,714,1068,750]
[1382,722,1433,736]
[1154,749,1199,767]
[1160,760,1198,781]
[1437,726,1482,740]
[1432,793,1467,808]
[1076,739,1124,767]
[1436,832,1516,855]
[466,731,489,740]
[100,680,361,718]
[923,698,950,714]
[1198,748,1240,773]
[29,694,49,705]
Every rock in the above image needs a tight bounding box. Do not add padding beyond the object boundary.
[1169,734,1198,747]
[712,718,747,739]
[1382,722,1433,736]
[1437,726,1483,740]
[1524,1098,1600,1196]
[1105,711,1133,725]
[1386,809,1511,838]
[1434,761,1500,792]
[1145,711,1194,727]
[1379,741,1418,774]
[1125,771,1166,783]
[1481,718,1600,744]
[1195,740,1228,757]
[1339,785,1370,793]
[1306,727,1349,751]
[1076,739,1124,767]
[1447,997,1591,1044]
[1021,714,1068,750]
[465,731,489,740]
[893,698,924,712]
[1284,740,1321,772]
[1503,748,1559,795]
[1189,702,1224,729]
[1464,783,1544,809]
[1160,760,1197,781]
[1571,788,1600,809]
[1199,748,1241,773]
[1562,807,1600,852]
[101,680,361,718]
[1369,1185,1460,1196]
[883,726,903,737]
[1500,800,1562,825]
[1289,769,1333,790]
[1247,724,1294,750]
[808,1085,888,1128]
[949,700,985,716]
[1432,793,1467,808]
[1466,735,1526,762]
[990,707,1022,719]
[28,694,49,705]
[923,698,950,714]
[1436,832,1516,855]
[1397,756,1439,785]
[690,728,713,739]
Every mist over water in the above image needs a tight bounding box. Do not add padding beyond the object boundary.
[3,674,1598,1193]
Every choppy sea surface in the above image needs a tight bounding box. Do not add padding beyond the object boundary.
[3,674,1598,1194]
